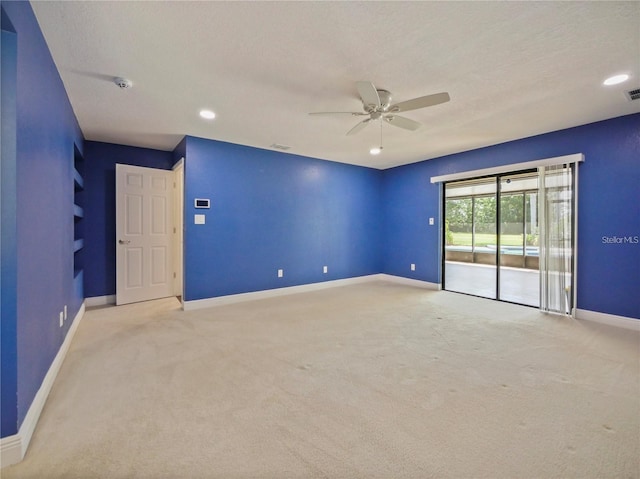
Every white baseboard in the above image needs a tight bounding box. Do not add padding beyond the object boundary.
[0,435,21,469]
[575,308,640,331]
[378,274,441,290]
[1,303,85,468]
[84,295,115,307]
[183,275,384,310]
[183,274,440,310]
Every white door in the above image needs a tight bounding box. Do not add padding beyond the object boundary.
[172,160,184,298]
[116,164,174,305]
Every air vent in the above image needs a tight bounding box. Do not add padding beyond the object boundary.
[626,88,640,101]
[270,143,291,151]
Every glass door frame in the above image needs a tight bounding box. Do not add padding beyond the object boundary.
[441,167,540,307]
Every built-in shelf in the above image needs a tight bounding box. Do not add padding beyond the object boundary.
[73,145,84,298]
[73,270,83,297]
[73,168,84,190]
[73,204,84,218]
[73,238,84,252]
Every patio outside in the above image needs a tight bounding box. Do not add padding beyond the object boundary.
[444,173,540,306]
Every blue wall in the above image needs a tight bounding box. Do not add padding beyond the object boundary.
[84,117,639,319]
[83,141,174,298]
[0,0,383,432]
[183,137,382,301]
[1,0,85,436]
[1,7,19,438]
[383,114,640,319]
[1,0,637,444]
[173,136,186,165]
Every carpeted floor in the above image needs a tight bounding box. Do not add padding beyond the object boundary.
[3,281,639,478]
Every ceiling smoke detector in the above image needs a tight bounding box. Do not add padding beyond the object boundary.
[114,77,132,89]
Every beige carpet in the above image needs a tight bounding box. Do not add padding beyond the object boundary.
[3,281,639,478]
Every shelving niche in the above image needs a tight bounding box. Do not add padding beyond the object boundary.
[73,146,84,299]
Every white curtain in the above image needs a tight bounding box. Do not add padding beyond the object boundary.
[538,163,574,315]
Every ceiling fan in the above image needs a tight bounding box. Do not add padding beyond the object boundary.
[309,81,450,136]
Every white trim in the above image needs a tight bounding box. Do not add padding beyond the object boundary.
[183,275,381,310]
[172,157,184,171]
[0,435,21,468]
[430,153,584,183]
[1,303,85,468]
[572,162,579,318]
[183,274,441,310]
[575,309,640,331]
[84,295,116,307]
[378,274,441,290]
[172,161,184,298]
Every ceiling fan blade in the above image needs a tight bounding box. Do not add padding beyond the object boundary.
[384,115,421,131]
[390,92,450,113]
[356,81,381,109]
[308,111,366,116]
[346,118,372,136]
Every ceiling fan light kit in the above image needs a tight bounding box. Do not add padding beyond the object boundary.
[310,81,450,154]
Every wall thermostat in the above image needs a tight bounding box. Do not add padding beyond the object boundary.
[194,198,210,209]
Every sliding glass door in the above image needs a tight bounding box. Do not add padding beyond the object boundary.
[498,172,540,306]
[444,177,497,300]
[444,170,541,307]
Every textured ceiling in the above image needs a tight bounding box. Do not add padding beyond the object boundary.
[32,1,640,169]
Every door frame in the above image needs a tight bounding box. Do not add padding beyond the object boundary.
[441,168,541,307]
[172,158,184,303]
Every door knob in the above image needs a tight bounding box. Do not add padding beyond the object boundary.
[118,239,131,245]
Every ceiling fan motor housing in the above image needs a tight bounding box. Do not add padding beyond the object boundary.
[375,89,392,110]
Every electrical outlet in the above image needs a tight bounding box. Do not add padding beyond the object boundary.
[59,312,64,327]
[278,269,283,278]
[429,217,435,225]
[323,266,328,274]
[411,263,416,271]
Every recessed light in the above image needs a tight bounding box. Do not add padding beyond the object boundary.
[603,74,629,86]
[199,109,216,120]
[370,147,382,155]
